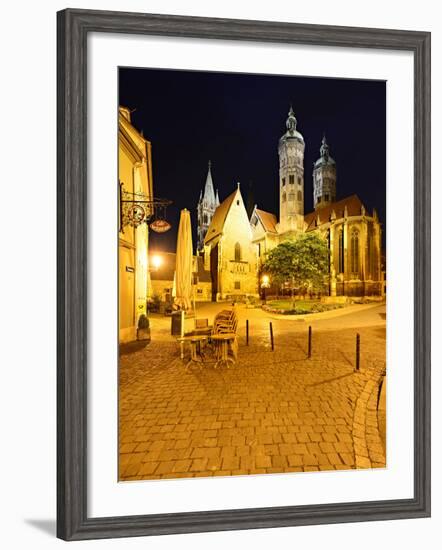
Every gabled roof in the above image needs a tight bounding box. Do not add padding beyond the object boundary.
[255,209,278,234]
[204,188,238,245]
[304,194,364,231]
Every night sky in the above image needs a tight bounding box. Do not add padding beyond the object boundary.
[119,67,386,253]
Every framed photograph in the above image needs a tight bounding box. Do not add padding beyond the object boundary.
[57,8,431,541]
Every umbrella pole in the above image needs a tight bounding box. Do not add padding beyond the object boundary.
[180,309,185,359]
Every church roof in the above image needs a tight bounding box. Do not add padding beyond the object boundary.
[255,209,278,234]
[304,194,364,231]
[204,188,239,245]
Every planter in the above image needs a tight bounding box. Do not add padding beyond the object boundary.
[137,327,151,342]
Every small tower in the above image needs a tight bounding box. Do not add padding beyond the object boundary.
[197,161,218,251]
[313,135,336,210]
[278,106,305,234]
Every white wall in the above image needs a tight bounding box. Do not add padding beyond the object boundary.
[0,0,439,548]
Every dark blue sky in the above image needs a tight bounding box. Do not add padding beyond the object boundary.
[119,67,386,253]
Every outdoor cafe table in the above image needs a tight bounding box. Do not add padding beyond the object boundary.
[211,332,237,368]
[176,334,208,367]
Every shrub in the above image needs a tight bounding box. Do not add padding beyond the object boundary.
[137,314,149,330]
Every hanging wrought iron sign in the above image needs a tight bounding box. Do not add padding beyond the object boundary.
[150,219,171,233]
[119,182,172,233]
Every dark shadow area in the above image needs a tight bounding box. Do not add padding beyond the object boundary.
[24,519,56,536]
[119,340,150,356]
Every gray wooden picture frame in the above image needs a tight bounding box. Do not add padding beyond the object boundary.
[57,8,431,541]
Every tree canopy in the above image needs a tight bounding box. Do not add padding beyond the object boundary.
[263,232,330,292]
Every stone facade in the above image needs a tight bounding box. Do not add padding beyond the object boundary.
[313,135,337,210]
[118,107,154,342]
[203,186,258,301]
[150,252,212,304]
[197,106,384,300]
[278,106,305,235]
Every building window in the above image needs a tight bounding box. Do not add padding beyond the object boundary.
[297,190,302,202]
[234,242,241,262]
[298,176,302,185]
[282,177,286,186]
[203,214,208,224]
[367,222,374,277]
[258,243,261,257]
[324,194,329,202]
[338,228,344,273]
[317,196,321,204]
[288,193,295,201]
[234,281,241,290]
[289,175,295,184]
[282,192,286,202]
[350,229,360,276]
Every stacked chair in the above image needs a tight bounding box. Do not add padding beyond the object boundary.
[212,308,239,362]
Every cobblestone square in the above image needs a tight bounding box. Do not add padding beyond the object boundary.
[119,303,386,481]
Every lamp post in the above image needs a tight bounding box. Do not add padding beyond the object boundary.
[261,274,270,304]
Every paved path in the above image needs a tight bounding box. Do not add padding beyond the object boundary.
[119,303,386,480]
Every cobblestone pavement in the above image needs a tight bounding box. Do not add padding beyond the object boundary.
[119,310,386,481]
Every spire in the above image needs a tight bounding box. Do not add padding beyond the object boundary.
[320,134,330,160]
[286,105,297,135]
[215,189,220,206]
[203,160,216,205]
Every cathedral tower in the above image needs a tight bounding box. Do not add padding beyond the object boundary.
[197,161,220,251]
[313,135,336,210]
[278,106,305,234]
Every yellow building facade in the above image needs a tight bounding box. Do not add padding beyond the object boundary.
[203,186,258,301]
[118,107,154,342]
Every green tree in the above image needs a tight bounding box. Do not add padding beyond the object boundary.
[263,232,330,297]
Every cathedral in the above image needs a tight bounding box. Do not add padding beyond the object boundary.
[197,107,384,301]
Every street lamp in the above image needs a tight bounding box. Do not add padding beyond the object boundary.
[261,274,270,304]
[151,255,162,271]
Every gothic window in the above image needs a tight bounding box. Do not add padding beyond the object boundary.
[203,214,208,225]
[289,175,295,184]
[338,228,344,273]
[350,229,360,276]
[234,281,241,290]
[324,194,329,202]
[282,192,286,202]
[297,191,302,202]
[367,222,374,277]
[282,177,286,186]
[288,193,295,201]
[234,242,242,262]
[298,176,302,186]
[317,196,321,204]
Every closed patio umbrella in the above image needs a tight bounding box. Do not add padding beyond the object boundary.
[174,208,193,311]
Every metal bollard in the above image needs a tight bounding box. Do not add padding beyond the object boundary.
[246,319,249,346]
[269,322,274,351]
[308,326,312,358]
[355,333,360,371]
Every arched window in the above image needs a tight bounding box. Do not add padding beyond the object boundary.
[203,214,208,225]
[289,175,295,185]
[298,176,302,186]
[366,222,374,277]
[297,190,302,202]
[282,192,286,202]
[338,228,344,273]
[234,242,242,262]
[350,229,359,276]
